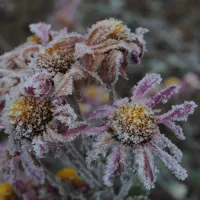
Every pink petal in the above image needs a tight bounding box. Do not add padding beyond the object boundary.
[156,101,197,122]
[29,23,51,44]
[150,142,188,180]
[135,146,157,190]
[103,146,120,186]
[147,85,180,108]
[46,124,87,142]
[159,120,185,140]
[88,105,115,120]
[81,125,107,137]
[160,134,183,162]
[132,73,162,100]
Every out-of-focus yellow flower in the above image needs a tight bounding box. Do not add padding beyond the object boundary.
[56,168,84,186]
[0,183,14,200]
[84,85,109,103]
[164,76,181,86]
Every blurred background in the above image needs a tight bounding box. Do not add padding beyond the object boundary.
[0,0,200,199]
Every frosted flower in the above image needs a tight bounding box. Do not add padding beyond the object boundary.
[76,18,148,85]
[0,74,87,182]
[84,73,197,189]
[32,32,84,75]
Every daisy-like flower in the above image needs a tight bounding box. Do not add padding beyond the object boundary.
[84,73,197,189]
[0,73,87,182]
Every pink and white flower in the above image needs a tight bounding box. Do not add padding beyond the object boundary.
[0,74,87,182]
[84,73,197,189]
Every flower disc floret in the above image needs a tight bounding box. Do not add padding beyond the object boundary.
[109,103,157,145]
[37,47,74,74]
[8,96,52,137]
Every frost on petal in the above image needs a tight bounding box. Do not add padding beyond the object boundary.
[113,97,129,107]
[150,142,188,181]
[157,101,197,122]
[159,120,185,140]
[100,50,124,84]
[81,125,107,137]
[29,23,51,44]
[32,137,49,158]
[147,85,180,108]
[74,43,93,59]
[132,73,162,100]
[88,105,114,120]
[103,146,120,186]
[20,150,45,183]
[160,134,183,162]
[135,146,158,190]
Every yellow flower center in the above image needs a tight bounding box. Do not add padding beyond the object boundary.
[108,22,129,40]
[37,47,74,74]
[8,96,52,136]
[110,103,157,145]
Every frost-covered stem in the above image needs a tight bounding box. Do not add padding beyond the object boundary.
[63,143,103,189]
[67,94,82,121]
[109,84,117,104]
[114,173,133,200]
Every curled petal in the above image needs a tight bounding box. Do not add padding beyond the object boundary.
[100,50,124,84]
[103,146,120,186]
[88,105,115,120]
[147,85,180,108]
[157,101,197,122]
[23,73,53,97]
[29,23,51,44]
[74,43,93,59]
[135,146,158,190]
[150,142,188,180]
[132,73,162,100]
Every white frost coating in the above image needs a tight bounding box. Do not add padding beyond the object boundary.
[148,85,180,107]
[88,105,114,120]
[86,133,111,167]
[21,148,45,183]
[29,23,51,44]
[158,101,197,122]
[132,73,162,100]
[162,121,185,140]
[74,43,94,59]
[135,146,158,190]
[150,142,188,180]
[103,146,120,186]
[32,137,49,158]
[160,134,183,162]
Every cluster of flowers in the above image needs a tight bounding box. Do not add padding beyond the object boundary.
[0,18,197,198]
